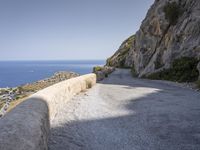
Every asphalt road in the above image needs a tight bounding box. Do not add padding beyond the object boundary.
[49,69,200,150]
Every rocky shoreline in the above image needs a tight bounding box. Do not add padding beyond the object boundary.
[0,71,79,116]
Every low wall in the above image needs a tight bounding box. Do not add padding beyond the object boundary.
[0,73,96,150]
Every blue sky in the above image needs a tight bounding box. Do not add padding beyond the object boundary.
[0,0,154,60]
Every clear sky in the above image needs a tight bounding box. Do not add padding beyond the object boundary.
[0,0,154,60]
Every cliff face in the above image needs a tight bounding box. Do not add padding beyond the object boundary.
[107,0,200,77]
[106,35,135,68]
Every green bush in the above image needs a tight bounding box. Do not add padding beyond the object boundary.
[147,69,171,80]
[164,2,182,25]
[146,57,199,82]
[171,57,199,82]
[93,66,102,72]
[15,96,21,100]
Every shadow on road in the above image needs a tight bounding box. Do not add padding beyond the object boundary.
[49,70,200,150]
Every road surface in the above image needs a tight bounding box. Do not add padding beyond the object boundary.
[49,69,200,150]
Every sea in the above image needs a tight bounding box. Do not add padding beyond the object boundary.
[0,60,105,88]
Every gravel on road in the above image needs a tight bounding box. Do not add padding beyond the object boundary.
[49,69,200,150]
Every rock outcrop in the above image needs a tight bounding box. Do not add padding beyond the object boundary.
[93,66,115,81]
[107,0,200,78]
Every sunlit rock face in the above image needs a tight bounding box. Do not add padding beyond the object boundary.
[107,0,200,77]
[106,35,135,68]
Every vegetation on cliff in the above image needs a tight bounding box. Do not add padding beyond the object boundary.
[106,35,135,68]
[93,66,115,81]
[146,57,199,82]
[164,1,183,25]
[93,66,103,72]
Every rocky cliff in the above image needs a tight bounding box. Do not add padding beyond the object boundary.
[107,0,200,79]
[107,35,135,68]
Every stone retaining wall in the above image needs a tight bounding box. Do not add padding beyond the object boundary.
[0,74,96,150]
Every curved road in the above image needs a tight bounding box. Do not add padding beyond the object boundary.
[49,69,200,150]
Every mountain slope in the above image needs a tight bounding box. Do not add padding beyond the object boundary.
[107,0,200,79]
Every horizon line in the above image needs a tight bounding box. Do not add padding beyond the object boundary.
[0,59,106,62]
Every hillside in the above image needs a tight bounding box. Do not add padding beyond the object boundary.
[107,0,200,82]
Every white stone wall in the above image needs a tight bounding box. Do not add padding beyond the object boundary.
[0,73,96,150]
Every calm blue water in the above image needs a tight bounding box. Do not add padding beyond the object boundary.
[0,60,105,88]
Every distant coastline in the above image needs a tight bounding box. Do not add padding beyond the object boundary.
[0,71,80,116]
[0,60,105,116]
[0,60,105,88]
